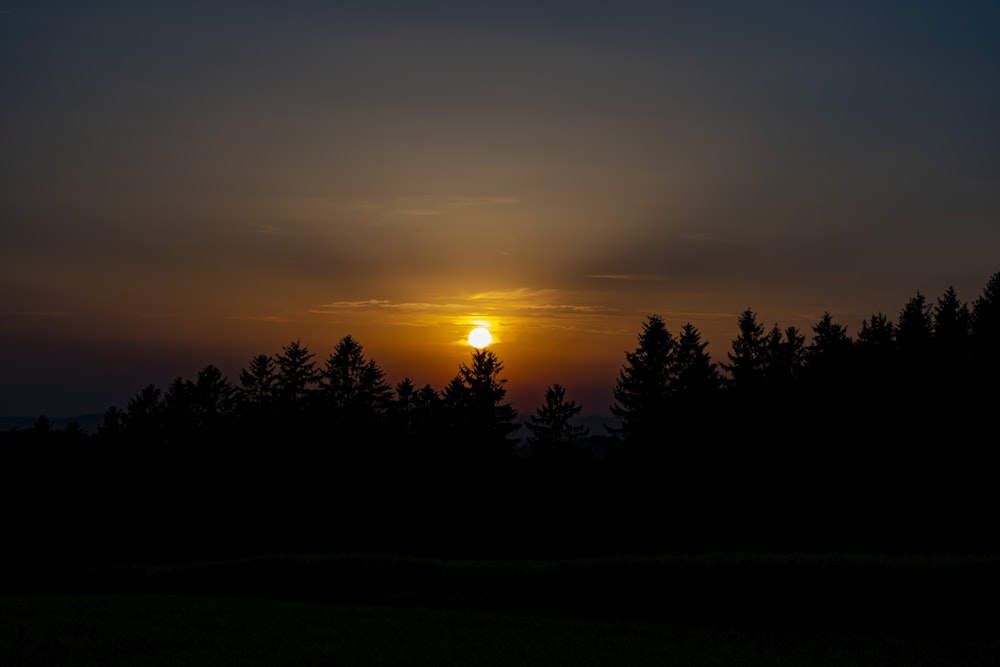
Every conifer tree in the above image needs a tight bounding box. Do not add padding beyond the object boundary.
[764,324,806,394]
[527,384,589,455]
[275,340,319,411]
[442,349,520,458]
[720,308,767,396]
[896,292,933,360]
[319,335,392,422]
[933,286,971,369]
[972,271,1000,373]
[610,314,676,449]
[239,354,279,409]
[673,322,722,403]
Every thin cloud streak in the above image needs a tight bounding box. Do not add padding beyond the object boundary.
[587,274,665,282]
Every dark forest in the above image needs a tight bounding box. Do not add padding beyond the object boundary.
[3,272,999,565]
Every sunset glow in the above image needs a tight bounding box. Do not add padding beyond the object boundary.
[1,3,998,421]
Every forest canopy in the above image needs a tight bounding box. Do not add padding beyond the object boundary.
[3,272,998,557]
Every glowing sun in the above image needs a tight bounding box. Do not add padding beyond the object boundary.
[467,327,493,349]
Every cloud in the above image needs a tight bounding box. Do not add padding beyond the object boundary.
[310,300,469,316]
[397,209,441,217]
[315,299,392,309]
[311,288,613,321]
[390,195,519,217]
[587,273,664,281]
[250,224,287,235]
[467,287,549,301]
[225,315,295,323]
[1,310,74,319]
[680,232,736,243]
[521,304,613,314]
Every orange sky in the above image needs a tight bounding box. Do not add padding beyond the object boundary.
[2,2,999,418]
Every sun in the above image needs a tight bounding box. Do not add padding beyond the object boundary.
[467,326,493,349]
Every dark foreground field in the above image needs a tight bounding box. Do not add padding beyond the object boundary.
[3,552,999,666]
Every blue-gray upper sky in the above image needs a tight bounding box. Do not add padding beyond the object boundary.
[2,1,999,417]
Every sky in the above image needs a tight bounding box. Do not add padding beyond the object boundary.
[2,1,999,419]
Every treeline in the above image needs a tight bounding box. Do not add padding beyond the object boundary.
[2,273,999,562]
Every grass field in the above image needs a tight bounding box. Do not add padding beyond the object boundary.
[4,593,999,667]
[3,552,999,666]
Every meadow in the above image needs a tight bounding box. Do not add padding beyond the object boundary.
[3,552,998,666]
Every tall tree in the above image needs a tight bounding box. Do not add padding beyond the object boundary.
[527,384,589,457]
[805,312,854,378]
[672,323,722,403]
[189,364,236,431]
[442,349,520,460]
[720,308,767,397]
[275,340,319,412]
[319,335,392,423]
[803,312,855,427]
[391,378,440,442]
[933,286,971,375]
[971,271,1000,374]
[856,312,898,397]
[609,314,676,450]
[124,384,164,444]
[857,313,896,350]
[162,375,197,441]
[238,354,279,410]
[895,292,934,397]
[896,292,933,360]
[763,324,806,395]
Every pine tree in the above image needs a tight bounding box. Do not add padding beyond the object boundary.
[239,354,279,409]
[971,271,1000,373]
[275,340,319,411]
[764,324,806,394]
[319,335,392,422]
[673,322,722,403]
[124,384,164,444]
[390,379,441,441]
[805,312,854,378]
[933,286,971,368]
[610,314,676,449]
[721,308,767,396]
[527,384,589,456]
[897,292,933,360]
[442,349,520,458]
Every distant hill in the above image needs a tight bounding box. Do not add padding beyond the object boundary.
[0,413,104,434]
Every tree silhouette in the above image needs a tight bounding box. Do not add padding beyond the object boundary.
[275,340,319,415]
[189,365,235,430]
[856,312,897,418]
[238,354,279,410]
[805,313,853,382]
[391,378,440,442]
[971,271,1000,379]
[673,323,722,403]
[933,286,971,372]
[97,405,126,443]
[609,314,676,452]
[442,349,520,460]
[721,308,767,397]
[857,312,895,350]
[319,335,392,426]
[801,312,856,434]
[897,292,933,360]
[763,324,806,396]
[59,269,1000,557]
[527,384,589,458]
[124,384,164,444]
[163,375,198,441]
